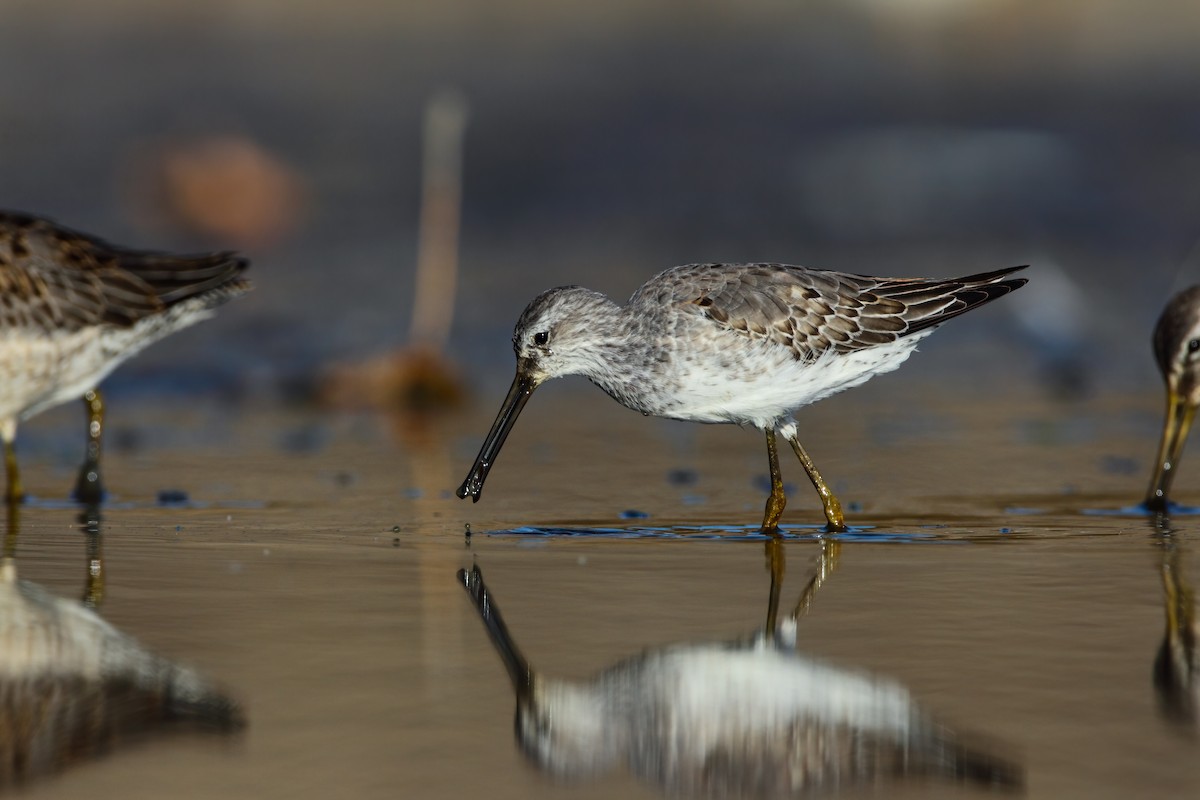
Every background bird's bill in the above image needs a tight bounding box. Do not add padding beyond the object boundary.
[456,365,537,501]
[1147,389,1197,511]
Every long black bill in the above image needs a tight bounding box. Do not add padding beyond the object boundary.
[457,566,534,698]
[1146,389,1197,512]
[456,369,536,502]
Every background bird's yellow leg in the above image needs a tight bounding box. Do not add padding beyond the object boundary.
[786,435,847,532]
[761,430,787,533]
[73,388,106,505]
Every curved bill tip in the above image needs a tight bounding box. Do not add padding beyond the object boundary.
[456,473,483,502]
[455,370,536,503]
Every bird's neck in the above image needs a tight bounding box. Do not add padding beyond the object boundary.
[573,305,659,414]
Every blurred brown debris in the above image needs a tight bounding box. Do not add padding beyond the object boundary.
[320,90,469,428]
[320,345,465,415]
[120,134,308,249]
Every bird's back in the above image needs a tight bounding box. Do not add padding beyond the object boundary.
[633,262,1026,364]
[0,212,251,421]
[0,211,250,334]
[614,263,1024,426]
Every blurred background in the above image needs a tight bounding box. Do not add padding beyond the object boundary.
[4,7,1200,797]
[3,0,1200,407]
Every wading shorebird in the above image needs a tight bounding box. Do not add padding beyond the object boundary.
[458,565,1022,794]
[1146,286,1200,511]
[0,211,250,505]
[456,263,1027,531]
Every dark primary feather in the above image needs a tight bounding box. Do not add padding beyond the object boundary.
[0,211,250,333]
[660,263,1027,363]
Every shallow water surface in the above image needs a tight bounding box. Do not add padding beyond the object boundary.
[3,386,1199,799]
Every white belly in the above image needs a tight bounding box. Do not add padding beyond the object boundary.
[657,332,932,429]
[0,301,217,429]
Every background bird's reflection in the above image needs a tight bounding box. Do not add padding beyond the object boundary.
[1150,513,1198,730]
[458,543,1022,798]
[0,501,244,789]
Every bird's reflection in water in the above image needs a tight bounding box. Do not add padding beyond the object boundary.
[458,542,1022,797]
[1149,512,1198,729]
[0,500,244,789]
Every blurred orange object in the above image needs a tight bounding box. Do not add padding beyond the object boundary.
[320,346,464,415]
[121,135,307,249]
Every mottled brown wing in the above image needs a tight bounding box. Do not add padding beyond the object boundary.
[0,211,248,333]
[869,265,1029,335]
[666,263,1026,362]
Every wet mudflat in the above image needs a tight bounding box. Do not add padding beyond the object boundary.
[3,382,1199,800]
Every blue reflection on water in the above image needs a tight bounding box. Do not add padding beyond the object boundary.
[490,525,943,543]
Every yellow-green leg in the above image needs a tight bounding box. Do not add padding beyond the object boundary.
[761,429,787,533]
[785,434,847,533]
[73,388,106,505]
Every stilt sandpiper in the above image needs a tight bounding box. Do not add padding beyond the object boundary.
[457,262,1026,531]
[0,211,250,505]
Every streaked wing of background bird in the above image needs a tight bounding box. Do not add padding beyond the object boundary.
[0,211,249,334]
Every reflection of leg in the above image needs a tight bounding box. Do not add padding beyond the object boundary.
[784,432,847,533]
[4,489,18,560]
[4,424,21,564]
[1161,539,1194,656]
[764,536,785,631]
[79,503,104,608]
[790,539,842,621]
[761,429,787,533]
[3,425,22,507]
[73,389,106,505]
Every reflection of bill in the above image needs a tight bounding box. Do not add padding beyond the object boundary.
[0,556,244,787]
[458,563,1022,796]
[1151,515,1198,727]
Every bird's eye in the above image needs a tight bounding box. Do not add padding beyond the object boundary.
[533,331,549,346]
[1189,339,1200,354]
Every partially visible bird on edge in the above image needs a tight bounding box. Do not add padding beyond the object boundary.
[457,262,1027,531]
[1146,286,1200,511]
[0,211,251,506]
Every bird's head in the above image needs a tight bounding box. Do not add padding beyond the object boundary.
[511,286,620,384]
[1154,286,1200,405]
[456,286,620,502]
